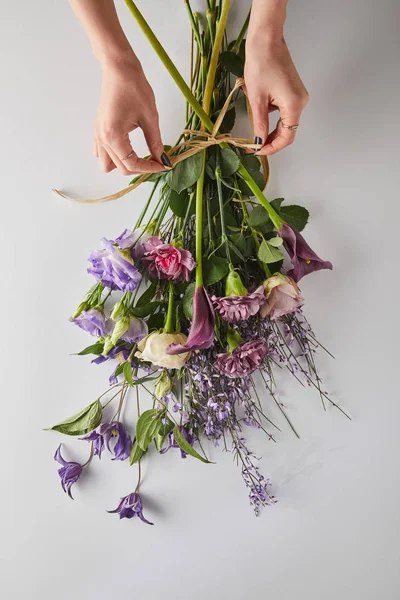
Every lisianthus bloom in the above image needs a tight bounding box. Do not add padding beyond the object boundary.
[54,445,82,499]
[160,426,194,458]
[111,316,148,345]
[92,346,133,385]
[115,227,152,261]
[211,286,265,323]
[80,421,132,461]
[260,275,303,319]
[88,230,142,292]
[71,308,112,338]
[108,492,153,523]
[136,331,191,369]
[215,339,268,378]
[279,224,333,282]
[167,286,215,355]
[141,236,195,282]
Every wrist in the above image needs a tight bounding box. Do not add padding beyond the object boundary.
[248,0,287,45]
[94,44,141,72]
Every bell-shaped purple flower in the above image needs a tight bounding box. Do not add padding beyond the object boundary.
[215,339,268,378]
[167,286,215,355]
[160,426,194,459]
[279,224,333,282]
[211,285,265,323]
[88,231,142,292]
[54,445,83,499]
[108,492,153,523]
[71,308,112,338]
[80,421,132,461]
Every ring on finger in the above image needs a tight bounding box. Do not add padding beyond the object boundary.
[278,117,300,131]
[121,149,136,161]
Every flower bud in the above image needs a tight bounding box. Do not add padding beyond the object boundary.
[227,327,243,353]
[71,301,90,320]
[225,270,247,297]
[111,317,130,345]
[155,371,173,400]
[102,336,114,357]
[110,300,124,321]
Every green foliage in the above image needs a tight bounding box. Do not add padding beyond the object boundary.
[76,341,104,356]
[131,302,161,318]
[247,206,270,228]
[123,362,134,386]
[203,256,229,285]
[49,400,102,436]
[169,189,195,218]
[183,282,196,320]
[136,409,162,452]
[219,51,244,77]
[136,282,156,307]
[258,239,285,264]
[279,205,309,232]
[130,441,146,465]
[166,153,203,193]
[173,425,211,463]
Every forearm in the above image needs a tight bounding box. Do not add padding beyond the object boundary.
[248,0,288,42]
[68,0,138,67]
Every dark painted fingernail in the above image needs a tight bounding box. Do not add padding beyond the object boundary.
[160,152,172,168]
[254,137,263,151]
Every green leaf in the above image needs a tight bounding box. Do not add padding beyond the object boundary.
[248,205,270,228]
[228,240,245,260]
[229,233,246,255]
[123,362,134,386]
[238,170,265,197]
[76,341,104,356]
[203,256,229,286]
[219,51,244,77]
[241,153,261,172]
[271,197,284,211]
[136,282,156,307]
[49,400,102,436]
[136,409,162,451]
[218,106,236,134]
[183,282,196,320]
[267,236,284,247]
[280,205,310,232]
[169,189,194,218]
[219,148,240,177]
[166,153,203,194]
[131,301,161,318]
[146,171,166,183]
[258,239,285,264]
[173,425,211,463]
[130,441,146,465]
[155,418,175,451]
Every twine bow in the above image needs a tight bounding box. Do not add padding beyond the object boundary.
[53,78,269,204]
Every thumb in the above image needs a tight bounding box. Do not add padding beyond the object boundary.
[141,115,171,168]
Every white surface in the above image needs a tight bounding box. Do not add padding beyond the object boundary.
[1,1,399,598]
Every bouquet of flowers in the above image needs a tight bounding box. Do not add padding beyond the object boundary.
[50,0,346,523]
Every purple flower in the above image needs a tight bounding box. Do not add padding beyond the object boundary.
[211,286,265,323]
[279,224,333,282]
[108,492,153,523]
[167,286,215,355]
[115,228,152,260]
[215,339,268,378]
[71,308,112,337]
[160,426,194,458]
[80,421,132,461]
[121,317,148,343]
[88,231,142,292]
[54,445,82,499]
[141,237,196,282]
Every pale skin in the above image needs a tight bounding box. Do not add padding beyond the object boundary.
[68,0,309,174]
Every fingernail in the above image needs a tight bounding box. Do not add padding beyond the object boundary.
[160,152,172,168]
[254,137,263,151]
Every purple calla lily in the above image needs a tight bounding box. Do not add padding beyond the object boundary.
[279,224,333,282]
[167,286,215,355]
[108,492,153,523]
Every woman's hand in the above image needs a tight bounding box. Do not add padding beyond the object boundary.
[244,4,309,155]
[94,56,170,175]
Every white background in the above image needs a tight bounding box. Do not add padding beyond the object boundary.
[1,1,399,598]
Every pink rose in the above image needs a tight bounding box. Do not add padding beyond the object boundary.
[260,275,303,319]
[141,237,196,282]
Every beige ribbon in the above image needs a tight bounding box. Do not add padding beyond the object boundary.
[53,78,269,204]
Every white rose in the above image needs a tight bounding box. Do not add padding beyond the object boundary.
[135,331,191,369]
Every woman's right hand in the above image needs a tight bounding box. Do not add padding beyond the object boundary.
[94,55,170,175]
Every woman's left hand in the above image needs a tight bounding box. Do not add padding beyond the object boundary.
[244,35,309,155]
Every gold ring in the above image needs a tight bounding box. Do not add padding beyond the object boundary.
[278,117,299,131]
[121,150,136,161]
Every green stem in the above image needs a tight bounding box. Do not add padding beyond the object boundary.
[195,152,206,287]
[231,9,251,53]
[185,0,204,55]
[215,167,232,265]
[202,0,230,118]
[125,0,284,231]
[164,281,175,333]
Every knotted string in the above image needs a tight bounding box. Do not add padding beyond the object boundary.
[53,78,269,204]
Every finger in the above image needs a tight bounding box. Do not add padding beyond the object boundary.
[98,145,116,173]
[141,114,171,168]
[107,134,165,174]
[247,94,270,152]
[257,110,302,156]
[93,140,99,158]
